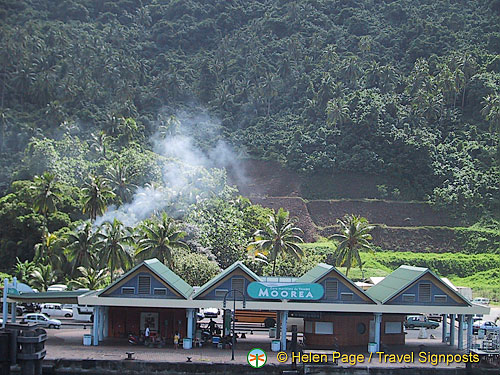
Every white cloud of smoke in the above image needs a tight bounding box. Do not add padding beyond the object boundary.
[95,108,247,227]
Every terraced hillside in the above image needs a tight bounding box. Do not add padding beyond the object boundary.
[229,160,478,252]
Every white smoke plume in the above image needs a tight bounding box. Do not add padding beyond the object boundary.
[95,108,248,227]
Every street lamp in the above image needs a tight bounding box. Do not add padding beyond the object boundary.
[223,289,246,360]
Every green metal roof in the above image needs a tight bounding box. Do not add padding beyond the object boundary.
[98,258,193,299]
[365,265,471,305]
[7,290,88,303]
[297,263,332,283]
[192,261,260,299]
[297,263,378,303]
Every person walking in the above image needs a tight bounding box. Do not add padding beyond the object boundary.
[174,331,180,349]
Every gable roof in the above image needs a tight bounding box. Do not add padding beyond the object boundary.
[365,265,471,305]
[98,258,193,299]
[298,263,378,303]
[192,261,260,299]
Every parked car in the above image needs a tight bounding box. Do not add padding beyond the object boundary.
[404,315,440,329]
[472,297,490,305]
[472,320,500,335]
[23,313,61,329]
[41,303,73,318]
[0,304,25,316]
[427,314,442,322]
[20,303,40,313]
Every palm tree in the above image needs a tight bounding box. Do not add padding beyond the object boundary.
[31,172,61,221]
[135,213,188,268]
[30,264,58,292]
[69,265,108,290]
[34,231,62,266]
[81,175,116,221]
[106,163,137,204]
[330,215,375,278]
[97,219,132,282]
[66,222,97,275]
[247,208,304,276]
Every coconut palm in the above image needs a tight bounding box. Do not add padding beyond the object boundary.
[330,215,375,278]
[106,163,137,204]
[247,208,304,276]
[81,175,116,221]
[30,264,58,292]
[31,172,61,221]
[97,219,132,282]
[135,213,188,268]
[69,265,108,290]
[66,222,97,275]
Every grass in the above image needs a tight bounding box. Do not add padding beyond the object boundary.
[303,240,500,301]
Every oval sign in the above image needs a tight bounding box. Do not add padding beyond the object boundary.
[247,282,324,300]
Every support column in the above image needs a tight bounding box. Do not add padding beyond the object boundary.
[98,306,104,342]
[11,277,17,323]
[2,278,7,328]
[458,315,464,350]
[280,310,288,351]
[466,315,473,351]
[103,307,109,338]
[442,314,448,343]
[186,308,195,340]
[374,313,382,352]
[93,306,99,346]
[449,314,455,346]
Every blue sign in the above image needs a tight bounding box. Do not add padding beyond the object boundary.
[247,282,324,300]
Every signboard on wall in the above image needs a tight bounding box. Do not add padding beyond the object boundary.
[140,312,159,332]
[247,282,324,300]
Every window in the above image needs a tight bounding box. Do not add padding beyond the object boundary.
[340,292,353,301]
[122,287,135,295]
[325,280,338,299]
[402,293,416,303]
[357,323,366,334]
[153,288,167,296]
[315,322,334,335]
[434,295,447,303]
[305,321,314,333]
[385,322,402,334]
[419,283,431,302]
[215,289,228,298]
[138,276,151,294]
[231,278,245,295]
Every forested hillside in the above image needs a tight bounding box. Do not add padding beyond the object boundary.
[0,1,500,296]
[1,0,499,215]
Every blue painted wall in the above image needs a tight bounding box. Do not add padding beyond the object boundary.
[317,277,370,304]
[105,271,182,299]
[198,275,251,300]
[389,280,462,306]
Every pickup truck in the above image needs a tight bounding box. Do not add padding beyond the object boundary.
[404,315,440,329]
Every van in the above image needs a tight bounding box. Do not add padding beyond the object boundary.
[72,305,94,322]
[472,297,490,305]
[41,303,73,318]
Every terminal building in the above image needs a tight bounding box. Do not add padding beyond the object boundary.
[7,258,489,352]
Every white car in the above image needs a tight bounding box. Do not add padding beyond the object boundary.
[24,313,61,329]
[41,303,73,318]
[472,297,490,305]
[473,320,500,334]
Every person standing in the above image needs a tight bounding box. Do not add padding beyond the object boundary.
[145,325,150,344]
[174,331,180,349]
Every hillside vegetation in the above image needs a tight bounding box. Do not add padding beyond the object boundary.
[0,1,499,296]
[0,0,499,218]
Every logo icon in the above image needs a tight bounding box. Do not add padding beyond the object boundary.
[247,348,267,368]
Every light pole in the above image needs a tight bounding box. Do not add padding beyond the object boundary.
[223,289,246,360]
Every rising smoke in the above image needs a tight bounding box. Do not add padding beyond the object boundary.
[95,108,247,227]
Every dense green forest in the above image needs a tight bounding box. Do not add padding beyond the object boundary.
[0,0,499,293]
